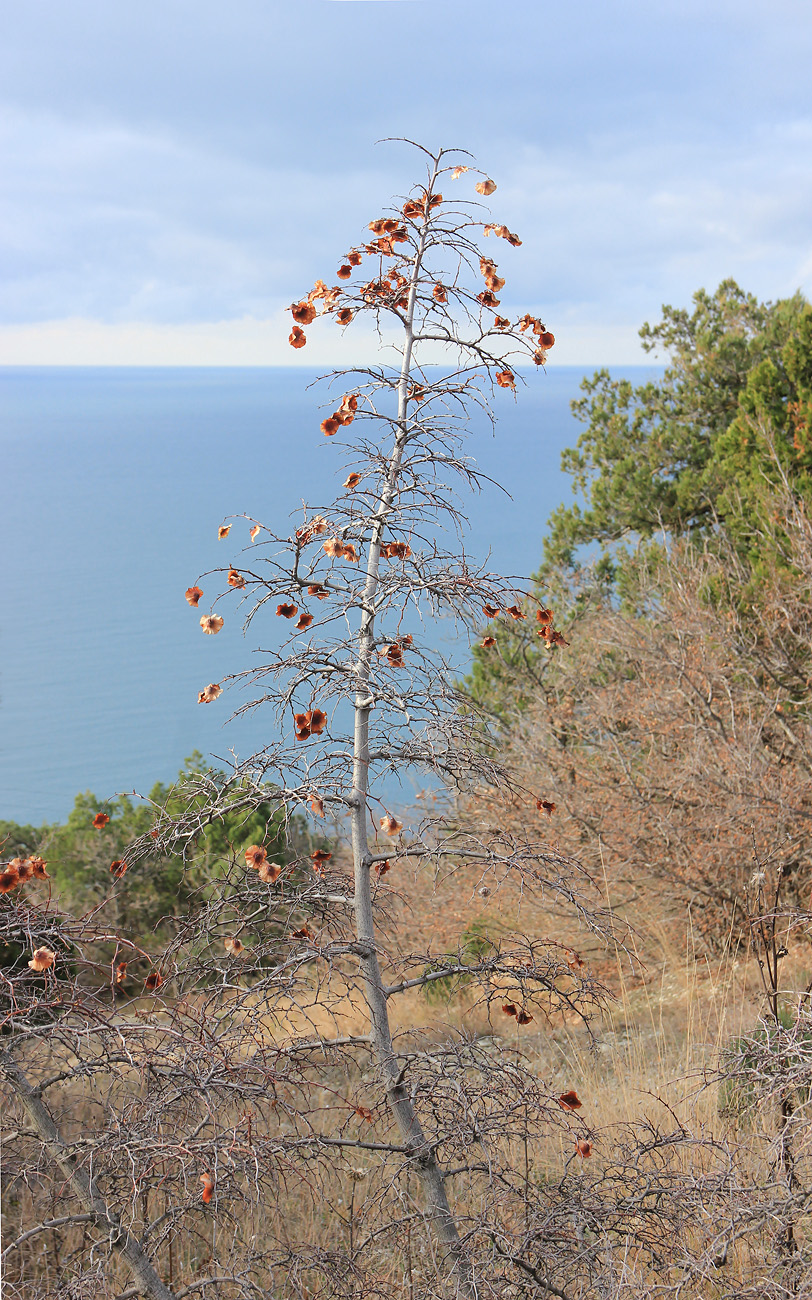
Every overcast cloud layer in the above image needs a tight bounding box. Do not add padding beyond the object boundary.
[1,0,810,364]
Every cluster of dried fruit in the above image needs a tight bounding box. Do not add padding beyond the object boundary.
[479,601,569,651]
[244,844,282,884]
[0,855,49,893]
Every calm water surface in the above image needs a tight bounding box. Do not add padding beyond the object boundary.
[2,365,656,823]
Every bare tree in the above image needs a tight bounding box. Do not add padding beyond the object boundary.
[1,143,623,1300]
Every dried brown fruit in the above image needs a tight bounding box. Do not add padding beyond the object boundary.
[558,1090,582,1111]
[258,860,282,883]
[28,947,56,972]
[311,849,332,873]
[290,300,317,325]
[380,813,403,838]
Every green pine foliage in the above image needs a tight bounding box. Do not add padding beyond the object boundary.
[466,280,812,714]
[1,754,297,947]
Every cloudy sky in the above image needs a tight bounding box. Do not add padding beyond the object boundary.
[1,0,810,365]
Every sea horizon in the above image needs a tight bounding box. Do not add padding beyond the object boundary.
[2,364,660,825]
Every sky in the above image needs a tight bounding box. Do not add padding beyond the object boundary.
[1,0,811,366]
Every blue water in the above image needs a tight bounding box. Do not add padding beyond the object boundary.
[2,366,657,824]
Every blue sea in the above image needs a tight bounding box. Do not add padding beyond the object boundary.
[2,365,657,824]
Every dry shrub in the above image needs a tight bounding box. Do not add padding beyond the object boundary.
[485,501,812,953]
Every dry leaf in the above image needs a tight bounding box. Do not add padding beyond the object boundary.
[200,1173,215,1203]
[475,178,497,196]
[343,472,362,490]
[310,794,325,818]
[92,813,110,830]
[198,683,222,703]
[380,813,403,838]
[109,859,127,879]
[250,525,261,542]
[289,326,307,349]
[496,371,517,394]
[227,569,245,589]
[276,603,298,618]
[245,845,268,870]
[185,586,203,606]
[295,613,313,631]
[200,614,224,635]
